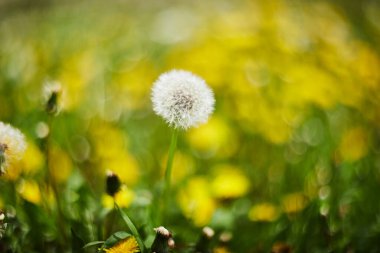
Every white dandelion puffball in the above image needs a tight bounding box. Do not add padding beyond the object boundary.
[151,70,215,129]
[0,122,26,174]
[154,226,171,238]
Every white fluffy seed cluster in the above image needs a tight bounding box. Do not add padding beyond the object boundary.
[0,122,26,174]
[43,81,62,100]
[154,226,171,237]
[151,70,215,129]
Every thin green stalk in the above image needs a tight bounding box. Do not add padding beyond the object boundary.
[44,116,68,247]
[115,203,146,253]
[164,129,179,199]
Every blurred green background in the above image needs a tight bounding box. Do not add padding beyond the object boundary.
[1,0,380,252]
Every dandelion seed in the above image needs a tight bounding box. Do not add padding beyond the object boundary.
[104,236,140,253]
[151,70,215,129]
[43,80,63,115]
[0,122,26,175]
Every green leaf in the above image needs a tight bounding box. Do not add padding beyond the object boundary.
[71,228,85,253]
[115,204,146,253]
[103,231,132,249]
[82,241,105,249]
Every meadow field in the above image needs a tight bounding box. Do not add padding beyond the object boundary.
[1,0,380,252]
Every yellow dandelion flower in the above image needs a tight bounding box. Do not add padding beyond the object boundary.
[4,141,44,181]
[187,116,238,157]
[214,247,231,253]
[91,123,140,186]
[17,180,41,205]
[49,146,73,183]
[211,165,250,199]
[160,151,195,184]
[282,192,308,214]
[339,127,369,162]
[104,236,140,253]
[248,203,279,222]
[102,185,135,209]
[178,177,216,226]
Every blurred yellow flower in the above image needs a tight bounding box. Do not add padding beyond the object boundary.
[106,155,140,186]
[167,41,230,88]
[248,203,279,222]
[282,192,308,214]
[50,146,73,184]
[17,180,41,205]
[4,141,44,181]
[102,186,134,209]
[339,127,369,162]
[178,177,216,226]
[91,122,140,185]
[211,165,250,199]
[104,236,140,253]
[116,61,156,111]
[160,151,195,184]
[187,117,238,157]
[214,247,231,253]
[58,52,94,110]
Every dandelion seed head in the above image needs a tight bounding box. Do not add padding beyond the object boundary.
[154,226,171,238]
[151,70,215,129]
[43,80,63,115]
[0,122,26,174]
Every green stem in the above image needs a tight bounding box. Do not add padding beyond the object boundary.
[164,129,178,200]
[161,129,179,224]
[45,116,67,247]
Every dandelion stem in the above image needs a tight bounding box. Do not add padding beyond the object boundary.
[164,129,178,200]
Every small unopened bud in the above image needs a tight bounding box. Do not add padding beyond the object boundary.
[0,210,5,239]
[194,227,215,253]
[168,238,175,249]
[151,226,172,253]
[106,171,121,197]
[219,232,232,243]
[202,227,214,239]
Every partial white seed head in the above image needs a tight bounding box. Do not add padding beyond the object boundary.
[151,70,215,129]
[154,226,171,238]
[202,226,215,238]
[43,80,64,115]
[0,122,26,174]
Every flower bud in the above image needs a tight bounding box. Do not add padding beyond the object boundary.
[151,226,172,253]
[194,226,215,253]
[43,81,62,115]
[106,171,121,197]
